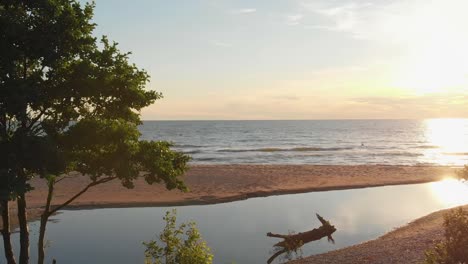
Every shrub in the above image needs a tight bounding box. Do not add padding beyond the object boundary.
[425,207,468,264]
[143,209,213,264]
[457,165,468,180]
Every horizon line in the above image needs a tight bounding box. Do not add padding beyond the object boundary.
[140,117,468,122]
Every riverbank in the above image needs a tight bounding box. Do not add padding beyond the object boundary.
[290,204,468,264]
[26,164,458,209]
[1,165,458,230]
[1,164,464,263]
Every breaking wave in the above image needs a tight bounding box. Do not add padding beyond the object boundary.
[443,152,468,156]
[217,147,354,153]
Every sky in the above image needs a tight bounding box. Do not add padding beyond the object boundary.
[87,0,468,120]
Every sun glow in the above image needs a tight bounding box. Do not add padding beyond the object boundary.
[393,57,468,95]
[429,178,468,207]
[393,42,468,95]
[425,119,468,153]
[421,119,468,165]
[389,1,468,95]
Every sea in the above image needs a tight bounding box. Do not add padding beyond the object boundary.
[139,119,468,166]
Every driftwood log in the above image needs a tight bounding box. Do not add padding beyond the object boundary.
[266,214,336,263]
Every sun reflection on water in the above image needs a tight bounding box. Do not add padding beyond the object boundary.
[429,178,468,207]
[422,119,468,165]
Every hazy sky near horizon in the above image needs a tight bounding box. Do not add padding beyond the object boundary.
[87,0,468,120]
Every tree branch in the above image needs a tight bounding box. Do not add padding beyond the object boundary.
[267,248,288,264]
[266,232,290,239]
[26,110,44,130]
[29,124,44,136]
[54,175,75,185]
[48,176,117,215]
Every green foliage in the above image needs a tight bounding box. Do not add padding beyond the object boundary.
[0,0,189,195]
[0,2,190,262]
[143,210,213,264]
[424,207,468,264]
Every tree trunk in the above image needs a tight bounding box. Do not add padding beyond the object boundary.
[17,86,30,264]
[267,214,336,264]
[267,214,336,248]
[1,200,17,264]
[37,179,54,264]
[37,215,48,264]
[17,194,29,264]
[37,176,116,264]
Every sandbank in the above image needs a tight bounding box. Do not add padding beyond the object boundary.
[25,164,458,210]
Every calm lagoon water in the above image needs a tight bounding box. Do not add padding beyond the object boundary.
[3,180,468,264]
[139,119,468,166]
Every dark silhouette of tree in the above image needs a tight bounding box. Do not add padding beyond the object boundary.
[0,1,190,264]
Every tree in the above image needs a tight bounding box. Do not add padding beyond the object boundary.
[143,210,213,264]
[0,1,190,264]
[266,214,336,263]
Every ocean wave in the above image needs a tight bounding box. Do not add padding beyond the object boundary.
[183,150,202,154]
[217,147,354,153]
[443,152,468,156]
[194,157,218,161]
[176,144,203,148]
[373,152,423,157]
[412,145,440,149]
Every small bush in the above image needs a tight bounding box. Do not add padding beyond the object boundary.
[457,165,468,180]
[424,207,468,264]
[143,209,213,264]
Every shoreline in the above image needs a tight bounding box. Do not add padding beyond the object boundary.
[1,164,459,230]
[46,179,453,210]
[290,204,468,264]
[26,164,459,209]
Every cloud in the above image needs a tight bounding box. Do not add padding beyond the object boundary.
[286,14,304,26]
[232,8,257,14]
[143,92,468,120]
[346,94,468,118]
[301,1,372,34]
[301,0,468,44]
[270,95,300,101]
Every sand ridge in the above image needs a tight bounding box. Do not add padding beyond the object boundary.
[24,164,458,209]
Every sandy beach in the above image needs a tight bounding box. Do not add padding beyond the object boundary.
[24,164,458,209]
[2,165,457,226]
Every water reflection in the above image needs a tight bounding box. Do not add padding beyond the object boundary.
[429,178,468,207]
[422,118,468,165]
[2,182,467,264]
